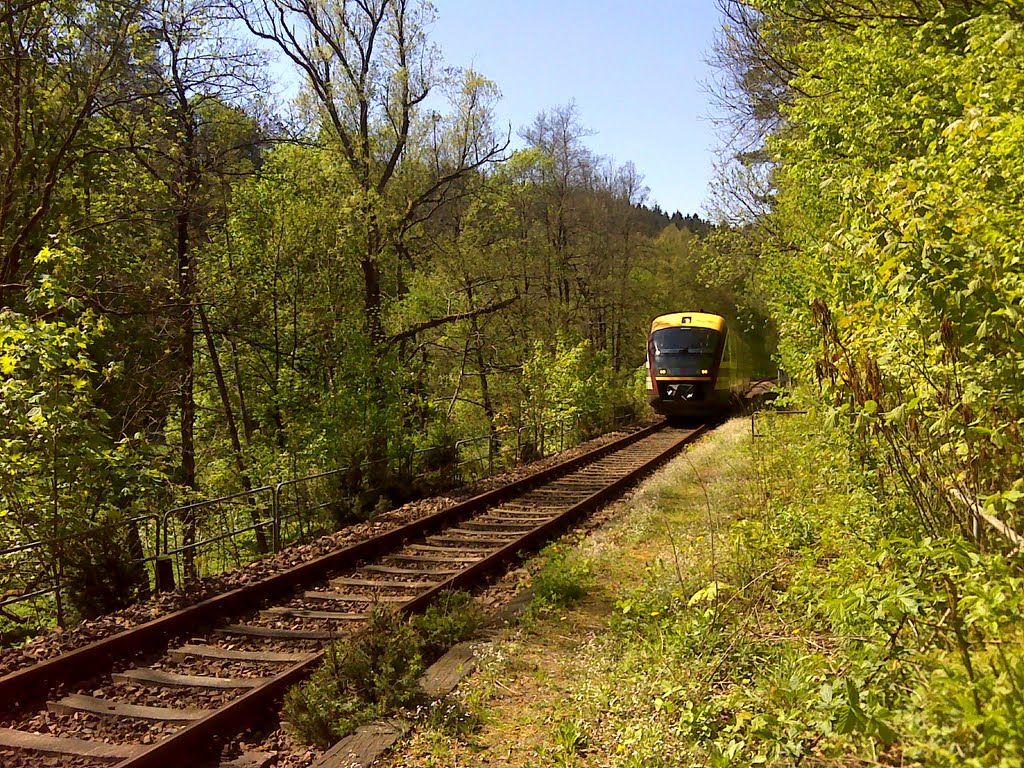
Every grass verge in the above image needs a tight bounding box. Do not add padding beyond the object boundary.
[381,414,1024,767]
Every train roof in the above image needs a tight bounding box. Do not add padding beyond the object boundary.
[650,312,726,333]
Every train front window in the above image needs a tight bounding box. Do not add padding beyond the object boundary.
[651,327,721,376]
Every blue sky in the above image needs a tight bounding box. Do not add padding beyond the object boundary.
[429,1,724,217]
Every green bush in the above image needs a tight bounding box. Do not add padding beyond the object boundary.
[283,606,424,747]
[282,668,380,749]
[412,590,485,661]
[62,525,150,620]
[520,334,641,442]
[284,594,488,747]
[530,542,593,612]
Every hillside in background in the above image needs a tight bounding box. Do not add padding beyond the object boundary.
[0,0,769,637]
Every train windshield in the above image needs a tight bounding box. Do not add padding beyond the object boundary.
[650,327,721,376]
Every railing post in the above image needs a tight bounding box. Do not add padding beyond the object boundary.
[158,510,174,588]
[154,556,175,592]
[160,510,168,557]
[272,483,283,552]
[52,543,66,630]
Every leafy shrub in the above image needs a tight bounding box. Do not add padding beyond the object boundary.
[284,606,424,747]
[413,590,485,661]
[62,525,150,620]
[530,542,593,612]
[757,4,1024,544]
[330,606,424,707]
[0,608,49,647]
[730,415,1024,764]
[282,669,380,749]
[285,594,488,747]
[521,334,640,443]
[0,245,162,629]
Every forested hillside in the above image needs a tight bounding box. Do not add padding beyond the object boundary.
[0,0,773,635]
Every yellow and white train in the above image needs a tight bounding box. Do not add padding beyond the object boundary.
[645,312,751,421]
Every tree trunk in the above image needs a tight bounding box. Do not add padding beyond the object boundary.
[229,337,255,442]
[466,281,498,467]
[361,224,389,508]
[271,255,285,451]
[199,304,268,554]
[176,203,198,582]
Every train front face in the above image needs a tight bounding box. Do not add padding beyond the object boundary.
[645,313,731,418]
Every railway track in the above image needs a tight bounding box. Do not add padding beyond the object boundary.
[0,420,705,768]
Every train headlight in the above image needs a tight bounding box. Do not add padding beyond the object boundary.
[658,369,667,375]
[701,369,708,375]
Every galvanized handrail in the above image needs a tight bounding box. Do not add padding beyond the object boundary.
[0,511,160,559]
[272,466,355,552]
[0,586,62,611]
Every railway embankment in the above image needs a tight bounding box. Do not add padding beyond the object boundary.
[0,420,701,767]
[383,413,1024,767]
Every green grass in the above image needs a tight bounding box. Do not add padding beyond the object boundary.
[381,413,1024,767]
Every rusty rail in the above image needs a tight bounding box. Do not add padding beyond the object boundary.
[0,420,668,713]
[111,422,704,768]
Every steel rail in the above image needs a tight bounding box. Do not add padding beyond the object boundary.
[0,420,667,713]
[402,423,708,613]
[111,423,705,768]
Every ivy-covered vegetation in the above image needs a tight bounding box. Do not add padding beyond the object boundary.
[680,0,1024,762]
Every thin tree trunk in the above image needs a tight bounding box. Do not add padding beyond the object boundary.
[466,281,498,465]
[176,203,198,582]
[229,337,255,443]
[272,257,284,450]
[199,304,268,553]
[362,224,389,505]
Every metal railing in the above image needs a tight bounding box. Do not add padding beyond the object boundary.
[949,488,1024,557]
[0,405,640,636]
[0,511,161,632]
[159,485,277,586]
